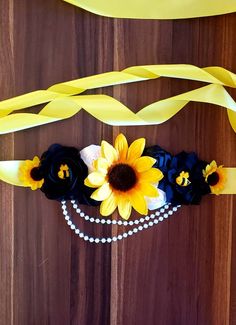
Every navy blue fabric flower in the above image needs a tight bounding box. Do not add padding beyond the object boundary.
[144,145,172,173]
[144,147,211,205]
[37,144,98,205]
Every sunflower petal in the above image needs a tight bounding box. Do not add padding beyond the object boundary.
[32,156,40,165]
[100,193,117,216]
[117,196,132,220]
[133,156,156,172]
[114,133,128,160]
[87,172,106,186]
[128,189,148,215]
[84,177,99,188]
[101,140,118,164]
[138,182,159,197]
[127,138,146,162]
[93,157,110,174]
[91,182,112,201]
[140,168,163,183]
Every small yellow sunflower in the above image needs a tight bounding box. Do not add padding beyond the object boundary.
[84,134,163,220]
[203,160,226,195]
[19,156,44,190]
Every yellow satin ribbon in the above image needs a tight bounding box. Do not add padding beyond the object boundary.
[0,161,235,194]
[63,0,236,19]
[1,64,236,134]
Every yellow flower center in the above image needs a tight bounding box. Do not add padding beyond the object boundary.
[108,163,137,191]
[176,171,191,187]
[58,164,70,179]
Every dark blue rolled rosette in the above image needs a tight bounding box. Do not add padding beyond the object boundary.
[144,145,172,173]
[37,144,98,205]
[144,147,211,205]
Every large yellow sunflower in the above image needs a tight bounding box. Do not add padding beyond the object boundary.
[84,134,163,219]
[203,160,226,195]
[19,156,44,190]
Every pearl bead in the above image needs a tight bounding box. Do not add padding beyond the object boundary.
[62,201,181,244]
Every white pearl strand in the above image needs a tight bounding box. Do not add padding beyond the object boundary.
[61,200,181,244]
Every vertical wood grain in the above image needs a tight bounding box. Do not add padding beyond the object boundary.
[0,1,236,324]
[0,1,15,324]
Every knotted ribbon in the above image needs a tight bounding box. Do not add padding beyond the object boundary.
[0,64,236,134]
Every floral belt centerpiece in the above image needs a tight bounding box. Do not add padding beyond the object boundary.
[0,134,233,243]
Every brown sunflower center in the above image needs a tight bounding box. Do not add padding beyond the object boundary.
[30,167,43,181]
[207,172,219,186]
[108,163,137,191]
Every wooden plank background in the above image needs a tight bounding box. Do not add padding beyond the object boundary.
[0,1,236,324]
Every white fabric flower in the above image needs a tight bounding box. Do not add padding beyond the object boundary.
[80,145,101,172]
[146,189,166,210]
